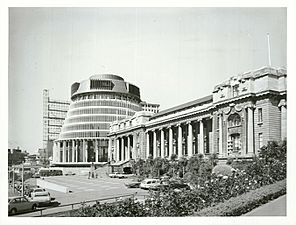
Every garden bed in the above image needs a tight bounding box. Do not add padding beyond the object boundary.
[193,179,286,216]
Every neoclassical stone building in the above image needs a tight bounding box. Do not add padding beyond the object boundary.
[108,66,287,162]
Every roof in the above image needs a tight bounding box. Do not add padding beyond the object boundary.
[151,95,213,120]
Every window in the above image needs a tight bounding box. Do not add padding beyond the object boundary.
[232,85,239,97]
[259,133,263,149]
[228,113,241,127]
[258,108,263,123]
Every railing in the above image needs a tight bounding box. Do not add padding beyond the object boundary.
[18,193,139,217]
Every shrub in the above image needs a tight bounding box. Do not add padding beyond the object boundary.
[212,164,233,176]
[194,179,286,216]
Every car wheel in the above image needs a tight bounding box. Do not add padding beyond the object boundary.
[32,204,37,211]
[10,208,17,215]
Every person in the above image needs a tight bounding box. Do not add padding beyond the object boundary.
[88,171,91,179]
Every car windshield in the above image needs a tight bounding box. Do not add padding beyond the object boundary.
[34,193,49,197]
[35,189,45,192]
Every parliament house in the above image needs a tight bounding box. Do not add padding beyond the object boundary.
[108,66,287,162]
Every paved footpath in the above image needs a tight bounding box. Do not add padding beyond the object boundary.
[244,195,286,216]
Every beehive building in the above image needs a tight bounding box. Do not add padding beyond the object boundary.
[52,74,146,165]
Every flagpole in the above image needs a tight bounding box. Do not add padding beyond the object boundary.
[267,33,272,67]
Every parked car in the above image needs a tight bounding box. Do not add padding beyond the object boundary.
[8,196,37,215]
[108,172,119,178]
[140,178,161,190]
[32,173,41,178]
[124,181,141,188]
[30,188,50,198]
[64,171,76,176]
[30,192,51,207]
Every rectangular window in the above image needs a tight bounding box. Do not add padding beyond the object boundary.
[259,133,263,149]
[232,85,239,97]
[258,108,263,123]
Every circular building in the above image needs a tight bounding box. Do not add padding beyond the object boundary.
[52,74,142,165]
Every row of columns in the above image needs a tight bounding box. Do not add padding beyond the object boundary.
[114,135,135,162]
[54,139,107,163]
[146,119,209,159]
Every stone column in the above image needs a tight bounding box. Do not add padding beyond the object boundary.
[95,139,99,162]
[160,128,165,158]
[153,130,157,158]
[62,141,66,163]
[85,140,88,162]
[219,114,223,155]
[169,126,173,157]
[146,132,150,159]
[278,99,287,140]
[75,141,78,162]
[82,140,86,162]
[127,135,131,160]
[199,120,204,154]
[116,138,120,161]
[178,124,182,158]
[72,140,75,162]
[121,137,125,161]
[247,107,254,154]
[187,121,193,157]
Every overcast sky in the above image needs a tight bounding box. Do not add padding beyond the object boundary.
[8,7,286,153]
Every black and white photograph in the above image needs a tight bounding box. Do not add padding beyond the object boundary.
[1,2,296,225]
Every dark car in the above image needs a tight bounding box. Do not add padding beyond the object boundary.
[8,196,37,215]
[150,180,190,191]
[124,181,141,188]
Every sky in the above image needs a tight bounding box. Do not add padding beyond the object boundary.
[8,7,287,154]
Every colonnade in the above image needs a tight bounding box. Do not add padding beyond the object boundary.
[113,135,136,162]
[53,139,108,163]
[145,118,213,159]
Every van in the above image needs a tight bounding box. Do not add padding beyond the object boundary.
[139,178,160,190]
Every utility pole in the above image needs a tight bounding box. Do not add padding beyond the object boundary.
[12,167,15,193]
[21,163,24,196]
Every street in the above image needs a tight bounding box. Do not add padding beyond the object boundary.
[13,175,148,217]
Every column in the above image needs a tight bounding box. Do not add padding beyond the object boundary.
[219,114,223,155]
[199,120,204,154]
[169,126,173,157]
[75,141,78,162]
[62,141,66,163]
[52,142,57,162]
[187,122,193,157]
[247,107,254,154]
[82,140,86,162]
[127,135,131,160]
[160,128,165,158]
[146,132,150,159]
[153,130,157,158]
[116,138,120,161]
[72,140,75,162]
[121,137,125,161]
[178,124,182,158]
[95,139,99,162]
[279,100,287,140]
[85,140,88,162]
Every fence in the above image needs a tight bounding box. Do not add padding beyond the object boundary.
[17,193,141,217]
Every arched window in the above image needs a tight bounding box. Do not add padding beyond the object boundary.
[228,113,241,127]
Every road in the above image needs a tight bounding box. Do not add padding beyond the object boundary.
[13,175,148,217]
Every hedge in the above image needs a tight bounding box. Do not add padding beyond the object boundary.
[193,179,286,216]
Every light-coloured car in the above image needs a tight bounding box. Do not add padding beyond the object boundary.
[140,179,161,190]
[108,172,119,178]
[30,188,50,197]
[30,192,51,206]
[8,196,37,215]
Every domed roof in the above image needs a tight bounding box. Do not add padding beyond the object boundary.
[89,74,124,81]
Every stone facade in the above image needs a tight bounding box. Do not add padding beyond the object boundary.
[108,66,287,162]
